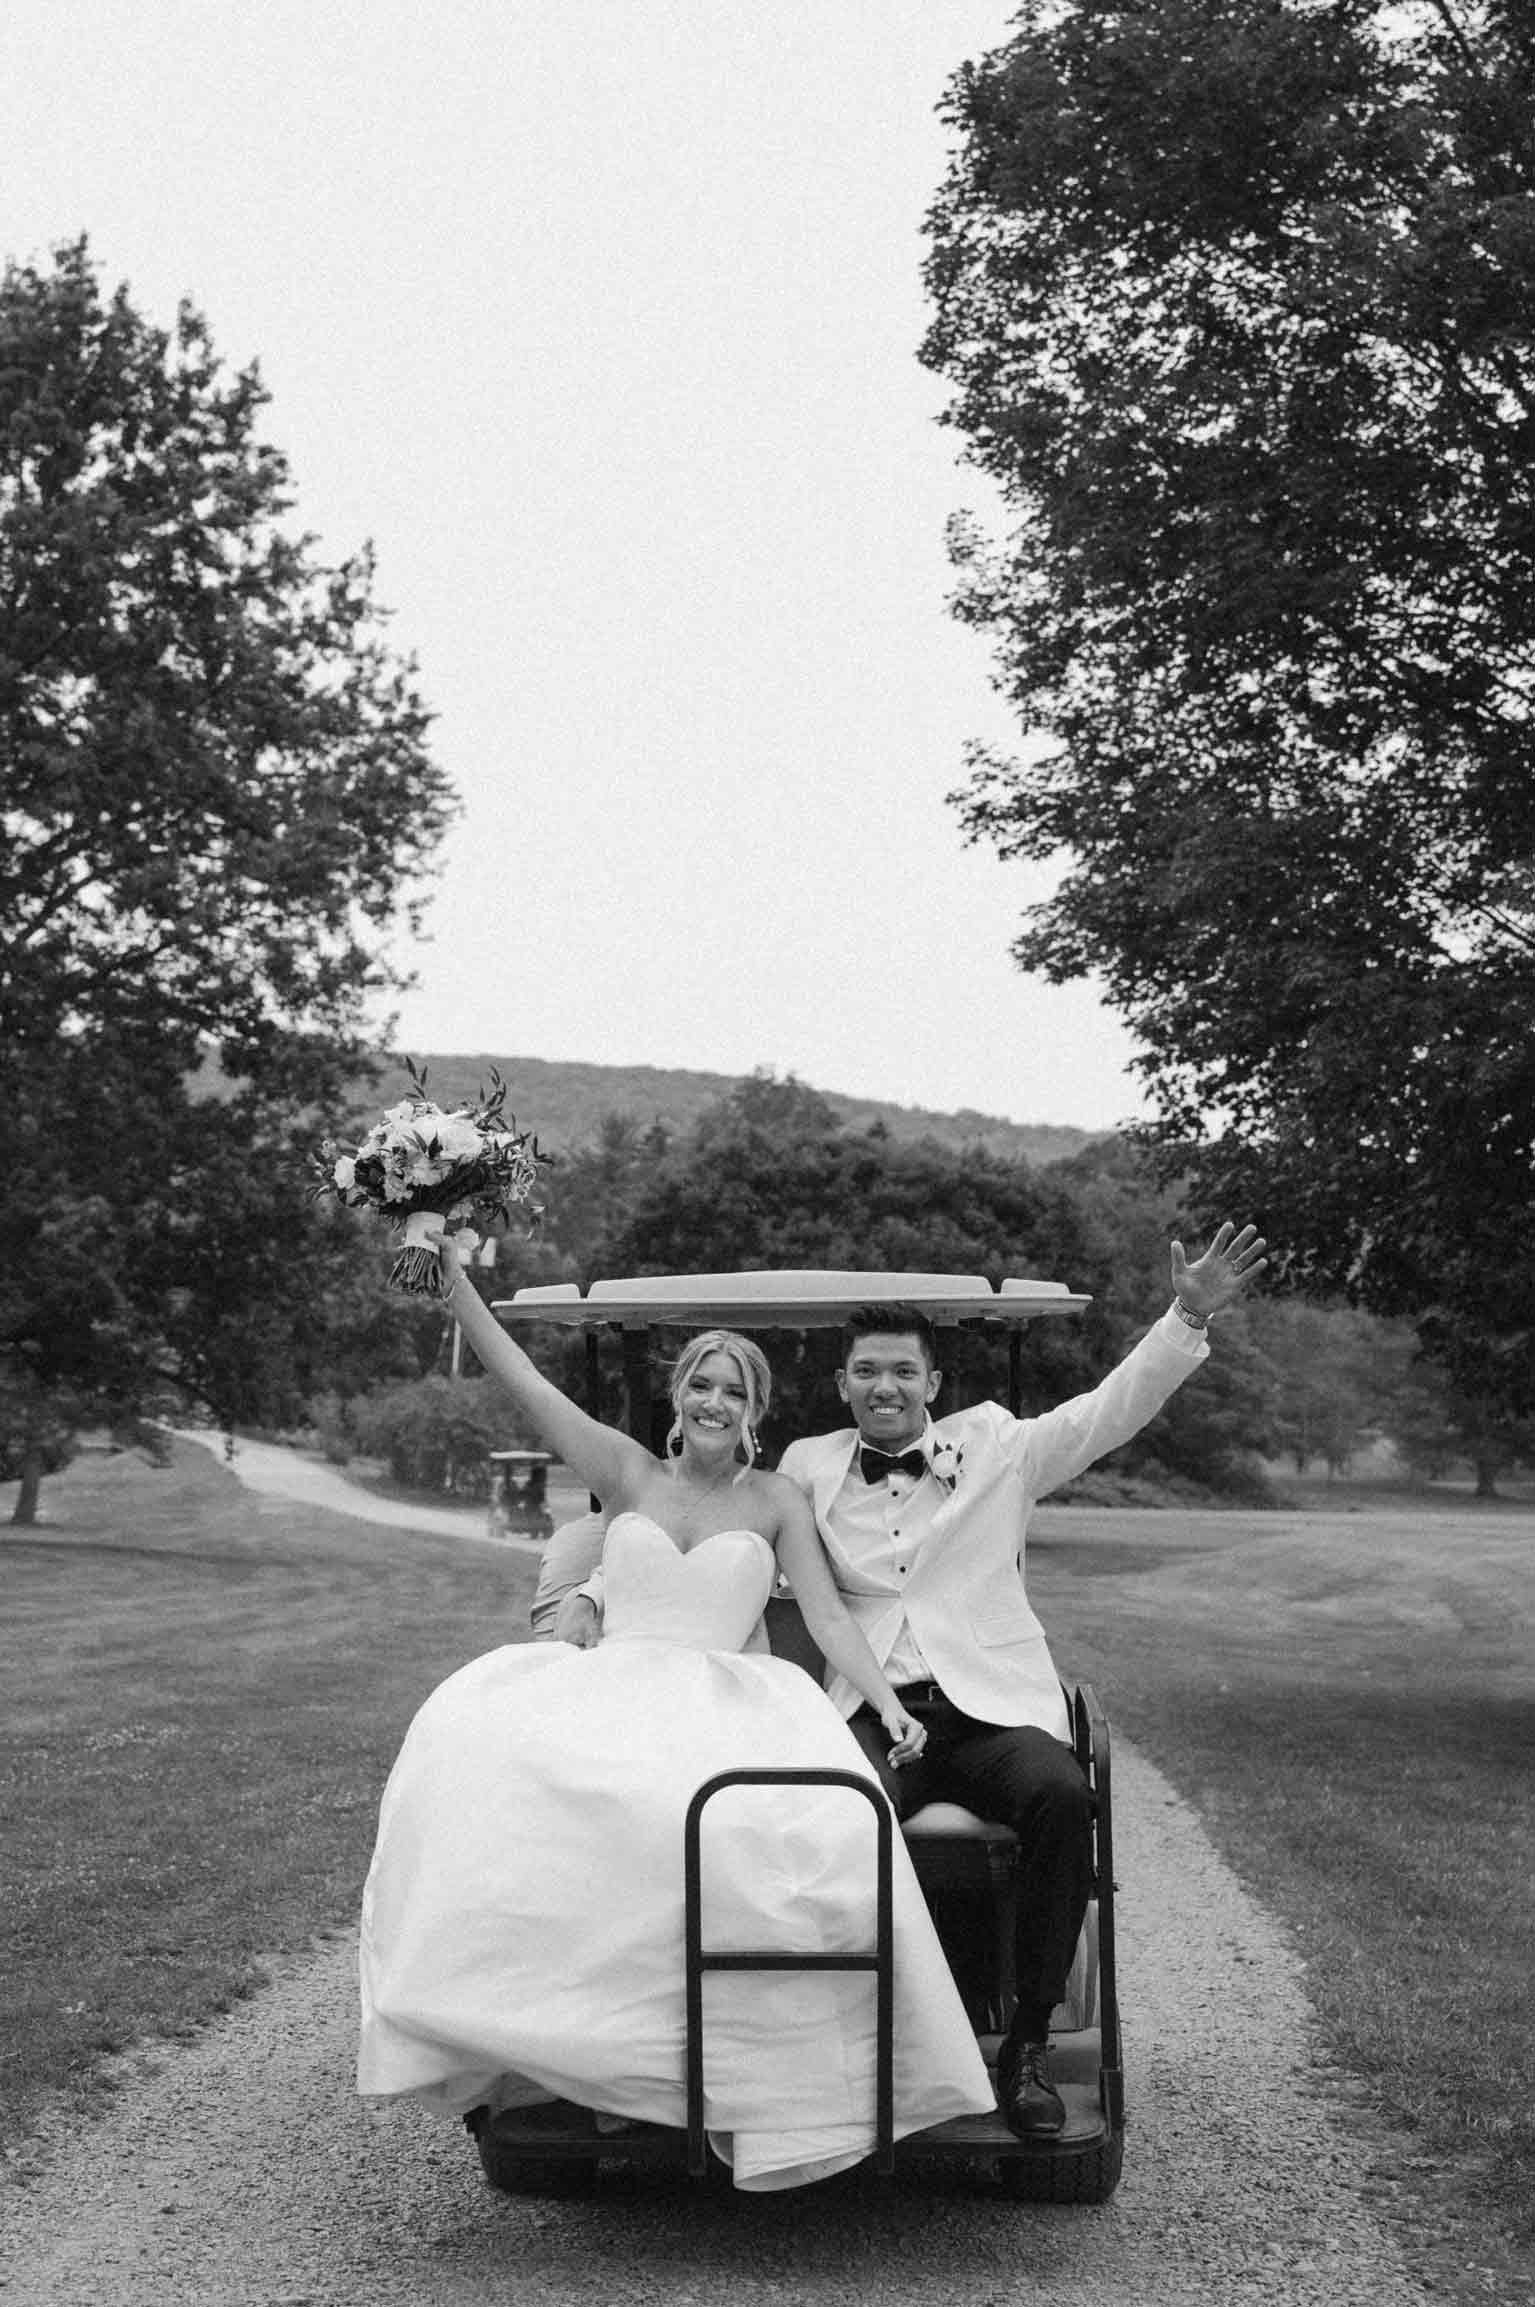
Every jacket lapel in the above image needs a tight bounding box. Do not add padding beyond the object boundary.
[812,1433,860,1555]
[803,1421,863,1568]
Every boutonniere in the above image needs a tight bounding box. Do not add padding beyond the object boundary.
[930,1439,965,1494]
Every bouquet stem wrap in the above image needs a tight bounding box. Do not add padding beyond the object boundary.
[392,1209,450,1299]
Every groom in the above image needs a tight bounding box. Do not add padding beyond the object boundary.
[776,1222,1266,2138]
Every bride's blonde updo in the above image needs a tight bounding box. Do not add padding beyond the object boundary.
[666,1329,772,1477]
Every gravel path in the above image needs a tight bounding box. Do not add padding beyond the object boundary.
[0,1737,1436,2307]
[168,1430,547,1551]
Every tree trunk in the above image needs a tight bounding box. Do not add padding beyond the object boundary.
[1473,1456,1500,1500]
[10,1442,43,1525]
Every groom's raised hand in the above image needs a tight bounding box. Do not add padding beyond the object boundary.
[1169,1222,1268,1322]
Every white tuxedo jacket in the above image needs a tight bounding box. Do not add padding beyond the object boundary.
[778,1308,1207,1742]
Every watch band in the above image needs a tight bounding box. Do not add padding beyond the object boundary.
[1171,1295,1209,1330]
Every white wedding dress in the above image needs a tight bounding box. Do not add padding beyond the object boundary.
[357,1510,994,2189]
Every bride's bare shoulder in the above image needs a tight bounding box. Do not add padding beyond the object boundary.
[752,1467,814,1526]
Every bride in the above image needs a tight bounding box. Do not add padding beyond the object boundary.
[356,1237,995,2189]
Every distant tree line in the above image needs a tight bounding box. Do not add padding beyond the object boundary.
[455,1073,1528,1501]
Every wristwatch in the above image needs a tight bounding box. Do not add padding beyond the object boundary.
[1171,1295,1209,1330]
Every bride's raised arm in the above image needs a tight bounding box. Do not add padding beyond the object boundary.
[440,1240,649,1507]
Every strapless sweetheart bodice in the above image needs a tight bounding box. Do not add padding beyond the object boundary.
[601,1511,775,1652]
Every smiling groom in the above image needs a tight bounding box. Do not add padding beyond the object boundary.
[777,1223,1266,2139]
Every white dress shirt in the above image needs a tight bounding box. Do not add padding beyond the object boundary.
[829,1418,942,1689]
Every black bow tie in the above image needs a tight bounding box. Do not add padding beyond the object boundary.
[860,1446,928,1486]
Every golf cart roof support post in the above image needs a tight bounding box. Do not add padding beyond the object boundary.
[936,1326,961,1414]
[585,1328,603,1511]
[621,1326,653,1447]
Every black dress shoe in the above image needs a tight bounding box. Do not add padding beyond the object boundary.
[995,2037,1066,2137]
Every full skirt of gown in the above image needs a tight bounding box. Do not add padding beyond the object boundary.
[357,1513,994,2190]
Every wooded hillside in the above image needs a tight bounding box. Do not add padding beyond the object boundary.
[363,1053,1102,1164]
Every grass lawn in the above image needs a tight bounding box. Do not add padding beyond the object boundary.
[1,1438,537,2158]
[3,1444,1532,2300]
[1028,1489,1535,2294]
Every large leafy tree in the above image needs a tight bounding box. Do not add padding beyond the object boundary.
[1,242,456,1519]
[922,2,1535,1419]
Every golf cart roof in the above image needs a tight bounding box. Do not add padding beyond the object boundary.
[492,1270,1091,1331]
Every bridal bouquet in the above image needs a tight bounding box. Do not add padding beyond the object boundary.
[316,1061,547,1297]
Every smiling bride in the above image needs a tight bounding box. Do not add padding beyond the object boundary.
[355,1235,994,2191]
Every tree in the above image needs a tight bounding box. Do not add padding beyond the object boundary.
[540,1110,676,1282]
[564,1075,1274,1493]
[1049,1132,1280,1495]
[1243,1300,1409,1476]
[1,239,454,1070]
[1374,1342,1535,1495]
[922,3,1535,1418]
[565,1076,1091,1446]
[1,242,455,1519]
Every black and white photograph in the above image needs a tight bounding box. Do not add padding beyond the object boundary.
[3,6,1531,2303]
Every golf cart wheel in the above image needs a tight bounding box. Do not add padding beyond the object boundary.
[474,2129,598,2198]
[996,2132,1123,2204]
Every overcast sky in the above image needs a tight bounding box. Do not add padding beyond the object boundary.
[2,1,1151,1131]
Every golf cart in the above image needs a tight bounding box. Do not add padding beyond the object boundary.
[465,1270,1124,2204]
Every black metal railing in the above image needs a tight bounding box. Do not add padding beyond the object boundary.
[683,1768,894,2178]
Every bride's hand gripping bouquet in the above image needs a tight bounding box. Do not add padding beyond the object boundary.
[314,1061,547,1297]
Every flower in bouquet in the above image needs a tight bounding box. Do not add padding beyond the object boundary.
[315,1061,547,1297]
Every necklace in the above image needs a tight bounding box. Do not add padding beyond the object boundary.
[669,1460,735,1500]
[665,1454,742,1535]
